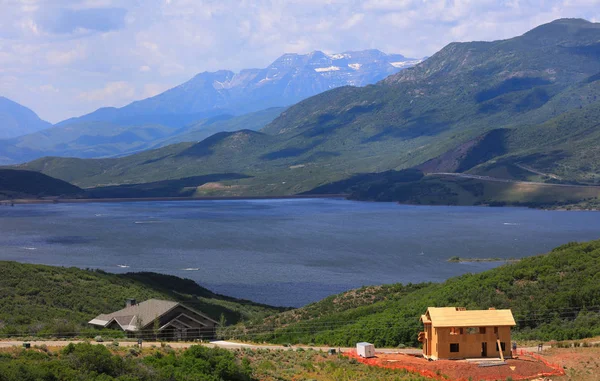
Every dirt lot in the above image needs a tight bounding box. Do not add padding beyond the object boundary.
[345,350,563,381]
[543,347,600,381]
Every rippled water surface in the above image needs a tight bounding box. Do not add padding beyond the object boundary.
[1,199,599,306]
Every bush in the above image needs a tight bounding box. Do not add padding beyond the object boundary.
[56,343,127,378]
[0,343,255,381]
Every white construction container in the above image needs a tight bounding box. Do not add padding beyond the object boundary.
[356,342,375,358]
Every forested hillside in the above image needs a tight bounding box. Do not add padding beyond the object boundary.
[0,262,282,337]
[0,169,83,200]
[232,239,600,347]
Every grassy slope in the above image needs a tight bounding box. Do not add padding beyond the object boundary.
[0,261,283,336]
[258,19,600,177]
[0,169,82,200]
[470,99,600,184]
[17,131,272,189]
[233,239,600,347]
[0,344,430,381]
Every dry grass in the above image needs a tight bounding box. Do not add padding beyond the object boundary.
[545,347,600,381]
[234,347,430,381]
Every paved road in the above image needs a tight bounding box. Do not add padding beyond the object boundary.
[430,172,600,189]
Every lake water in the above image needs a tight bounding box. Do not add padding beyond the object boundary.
[0,199,599,307]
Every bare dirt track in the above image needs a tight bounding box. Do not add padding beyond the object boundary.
[430,173,599,188]
[0,339,419,354]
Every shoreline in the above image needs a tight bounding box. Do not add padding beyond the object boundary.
[447,257,521,263]
[1,194,598,212]
[0,194,349,205]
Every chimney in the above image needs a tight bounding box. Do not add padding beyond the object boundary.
[126,299,137,308]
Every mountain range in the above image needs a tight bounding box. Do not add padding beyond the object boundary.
[0,50,419,164]
[60,49,418,123]
[8,19,600,207]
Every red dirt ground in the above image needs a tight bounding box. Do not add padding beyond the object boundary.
[344,350,564,381]
[543,347,600,381]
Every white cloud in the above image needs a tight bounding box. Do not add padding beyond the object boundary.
[46,44,87,65]
[0,0,599,122]
[77,81,135,102]
[341,13,365,29]
[39,84,59,93]
[362,0,416,11]
[19,18,41,36]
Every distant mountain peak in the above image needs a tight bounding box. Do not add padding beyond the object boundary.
[0,96,51,139]
[523,17,599,39]
[0,96,23,107]
[59,49,421,127]
[549,18,592,25]
[385,18,599,86]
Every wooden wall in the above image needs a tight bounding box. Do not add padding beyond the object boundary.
[425,326,512,360]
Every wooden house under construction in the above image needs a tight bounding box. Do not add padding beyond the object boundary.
[419,307,516,360]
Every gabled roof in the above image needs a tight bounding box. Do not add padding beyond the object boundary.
[421,307,516,328]
[88,299,218,331]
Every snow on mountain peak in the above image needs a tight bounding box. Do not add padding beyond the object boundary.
[327,53,348,60]
[390,59,423,68]
[314,66,341,72]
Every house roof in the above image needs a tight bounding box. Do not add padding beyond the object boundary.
[88,299,217,331]
[421,307,516,328]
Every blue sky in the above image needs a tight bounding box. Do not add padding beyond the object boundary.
[0,0,599,123]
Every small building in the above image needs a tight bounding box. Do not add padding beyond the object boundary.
[419,307,516,360]
[88,299,219,340]
[356,342,376,358]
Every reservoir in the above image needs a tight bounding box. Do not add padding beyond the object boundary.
[0,198,599,307]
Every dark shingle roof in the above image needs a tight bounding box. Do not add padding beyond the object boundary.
[89,299,179,330]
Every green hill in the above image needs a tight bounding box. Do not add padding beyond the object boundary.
[259,19,600,174]
[14,19,600,204]
[230,239,600,347]
[0,169,83,200]
[0,261,283,337]
[1,108,284,165]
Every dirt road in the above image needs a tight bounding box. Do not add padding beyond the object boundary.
[0,339,421,355]
[431,172,599,188]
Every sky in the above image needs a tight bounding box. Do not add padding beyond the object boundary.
[0,0,599,123]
